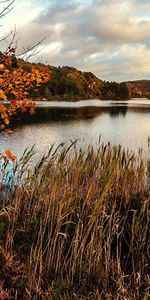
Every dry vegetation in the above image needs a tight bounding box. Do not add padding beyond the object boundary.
[0,142,150,299]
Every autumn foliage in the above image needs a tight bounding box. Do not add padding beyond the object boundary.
[0,47,49,163]
[0,47,49,131]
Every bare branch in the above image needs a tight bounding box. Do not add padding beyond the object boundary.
[0,0,47,64]
[16,37,47,60]
[0,0,15,18]
[0,30,13,42]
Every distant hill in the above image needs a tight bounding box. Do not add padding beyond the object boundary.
[125,80,150,98]
[44,65,104,100]
[1,53,150,100]
[16,59,129,101]
[22,63,130,100]
[34,64,150,100]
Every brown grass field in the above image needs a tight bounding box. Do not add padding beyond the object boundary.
[0,142,150,299]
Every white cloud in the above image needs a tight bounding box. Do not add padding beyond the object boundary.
[0,0,150,81]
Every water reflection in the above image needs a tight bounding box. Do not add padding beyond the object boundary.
[14,105,129,126]
[0,99,150,160]
[103,106,128,117]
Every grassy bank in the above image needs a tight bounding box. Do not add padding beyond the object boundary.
[0,143,150,299]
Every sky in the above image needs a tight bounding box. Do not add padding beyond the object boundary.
[0,0,150,81]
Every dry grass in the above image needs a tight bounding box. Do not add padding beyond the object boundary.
[0,142,150,299]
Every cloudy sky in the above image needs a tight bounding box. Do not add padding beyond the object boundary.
[1,0,150,81]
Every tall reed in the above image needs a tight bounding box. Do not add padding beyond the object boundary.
[0,142,149,299]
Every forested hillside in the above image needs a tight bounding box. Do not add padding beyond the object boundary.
[1,52,150,100]
[20,62,130,100]
[126,80,150,98]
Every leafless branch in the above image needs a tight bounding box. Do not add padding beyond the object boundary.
[0,30,13,42]
[0,0,15,18]
[16,37,47,60]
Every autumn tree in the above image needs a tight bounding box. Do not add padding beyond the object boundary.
[0,0,50,162]
[0,47,49,130]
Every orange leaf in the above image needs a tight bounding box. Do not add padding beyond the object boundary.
[5,129,13,135]
[5,149,16,161]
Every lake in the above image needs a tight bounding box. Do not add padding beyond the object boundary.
[0,98,150,160]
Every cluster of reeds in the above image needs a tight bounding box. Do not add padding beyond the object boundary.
[0,142,150,299]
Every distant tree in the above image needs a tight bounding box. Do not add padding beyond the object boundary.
[101,81,129,100]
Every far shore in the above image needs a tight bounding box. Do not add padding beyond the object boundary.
[0,96,149,105]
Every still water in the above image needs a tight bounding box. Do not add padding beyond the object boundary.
[0,98,150,159]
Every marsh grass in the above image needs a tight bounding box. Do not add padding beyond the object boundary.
[0,142,150,299]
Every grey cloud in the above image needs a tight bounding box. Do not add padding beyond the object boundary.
[15,0,150,81]
[35,0,79,25]
[134,0,150,3]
